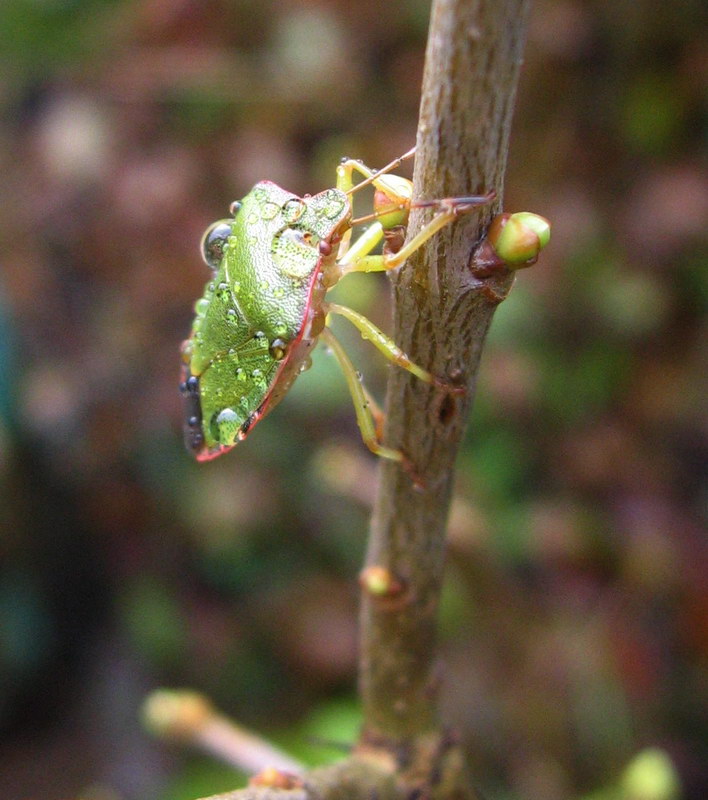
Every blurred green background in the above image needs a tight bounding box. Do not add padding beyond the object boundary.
[0,1,705,799]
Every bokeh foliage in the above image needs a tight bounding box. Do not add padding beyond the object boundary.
[0,1,705,799]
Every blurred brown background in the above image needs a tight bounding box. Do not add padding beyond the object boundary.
[0,1,705,799]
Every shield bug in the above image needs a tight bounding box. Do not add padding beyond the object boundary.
[180,147,496,473]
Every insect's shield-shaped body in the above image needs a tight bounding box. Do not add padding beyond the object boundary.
[180,149,542,474]
[181,183,351,460]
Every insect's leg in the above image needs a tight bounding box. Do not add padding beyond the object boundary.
[335,149,416,259]
[362,384,385,441]
[336,147,416,195]
[337,222,384,269]
[343,192,496,273]
[326,302,434,384]
[320,327,410,467]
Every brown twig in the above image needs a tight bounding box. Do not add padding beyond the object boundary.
[358,0,531,744]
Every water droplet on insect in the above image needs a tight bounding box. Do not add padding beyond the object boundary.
[207,282,215,293]
[283,197,306,223]
[226,308,238,322]
[235,368,247,381]
[323,190,346,219]
[269,338,288,360]
[259,281,270,292]
[210,407,241,445]
[299,357,313,374]
[274,321,288,337]
[200,220,232,269]
[230,200,242,216]
[261,201,280,221]
[195,297,209,316]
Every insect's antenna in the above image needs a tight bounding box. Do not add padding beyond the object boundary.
[349,191,497,228]
[347,146,416,196]
[410,191,497,211]
[349,204,405,227]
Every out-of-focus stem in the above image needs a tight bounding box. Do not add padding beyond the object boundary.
[143,690,304,775]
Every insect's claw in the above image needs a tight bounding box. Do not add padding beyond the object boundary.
[434,378,466,396]
[399,454,427,491]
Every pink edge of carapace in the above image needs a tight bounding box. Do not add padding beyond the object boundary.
[194,239,331,463]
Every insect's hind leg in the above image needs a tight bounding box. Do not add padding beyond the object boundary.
[321,327,422,484]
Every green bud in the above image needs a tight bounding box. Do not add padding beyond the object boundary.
[488,211,551,266]
[374,174,413,229]
[620,748,681,800]
[360,565,403,597]
[142,689,212,739]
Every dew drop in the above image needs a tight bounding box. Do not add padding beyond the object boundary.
[261,201,280,220]
[210,407,241,445]
[269,338,288,360]
[283,197,306,223]
[200,220,232,269]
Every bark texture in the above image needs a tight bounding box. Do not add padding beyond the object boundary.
[359,0,530,742]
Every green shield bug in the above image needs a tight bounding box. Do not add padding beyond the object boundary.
[180,147,497,474]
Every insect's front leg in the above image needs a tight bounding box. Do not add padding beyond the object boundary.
[335,149,416,261]
[340,192,497,275]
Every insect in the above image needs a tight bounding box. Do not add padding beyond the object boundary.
[180,147,495,473]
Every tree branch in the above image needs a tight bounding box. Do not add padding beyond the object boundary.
[358,0,531,742]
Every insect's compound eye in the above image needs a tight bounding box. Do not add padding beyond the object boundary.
[200,219,232,270]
